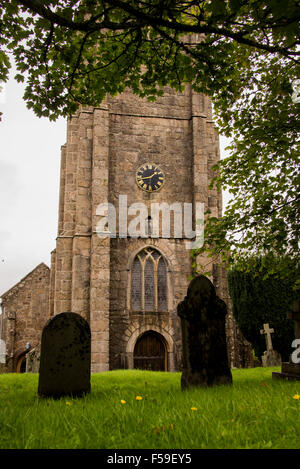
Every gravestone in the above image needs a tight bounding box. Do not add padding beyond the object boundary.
[38,312,91,398]
[273,299,300,381]
[177,275,232,389]
[260,323,281,366]
[26,347,40,373]
[0,339,6,364]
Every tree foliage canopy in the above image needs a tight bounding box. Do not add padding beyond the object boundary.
[1,0,299,278]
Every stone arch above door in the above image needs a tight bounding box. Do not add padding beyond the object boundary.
[134,330,167,371]
[16,352,27,373]
[125,325,176,371]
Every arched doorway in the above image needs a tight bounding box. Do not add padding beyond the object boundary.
[16,354,27,373]
[134,331,167,371]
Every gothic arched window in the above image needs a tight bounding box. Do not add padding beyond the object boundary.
[131,248,168,312]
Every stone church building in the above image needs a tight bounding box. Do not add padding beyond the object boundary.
[0,86,253,373]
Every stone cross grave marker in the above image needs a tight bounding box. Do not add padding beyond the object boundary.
[177,275,232,390]
[260,323,281,367]
[260,323,274,351]
[38,312,91,398]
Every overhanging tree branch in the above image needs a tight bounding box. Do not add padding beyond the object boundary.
[17,0,300,59]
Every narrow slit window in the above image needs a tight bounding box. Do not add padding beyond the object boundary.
[131,257,142,311]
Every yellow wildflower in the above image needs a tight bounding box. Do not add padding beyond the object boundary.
[65,401,72,406]
[191,407,198,411]
[293,394,300,400]
[120,400,126,404]
[136,396,143,400]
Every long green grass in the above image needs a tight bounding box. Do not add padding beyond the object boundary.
[0,367,299,449]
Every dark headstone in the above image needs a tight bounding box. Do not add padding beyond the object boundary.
[38,312,91,398]
[177,275,232,389]
[273,299,300,381]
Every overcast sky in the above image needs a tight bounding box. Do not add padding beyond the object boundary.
[0,73,66,297]
[0,72,231,299]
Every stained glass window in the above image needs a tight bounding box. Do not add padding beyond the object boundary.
[131,248,168,312]
[157,258,167,311]
[144,258,154,311]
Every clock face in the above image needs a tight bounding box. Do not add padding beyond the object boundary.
[136,163,165,192]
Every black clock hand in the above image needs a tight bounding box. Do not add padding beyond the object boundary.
[141,173,155,180]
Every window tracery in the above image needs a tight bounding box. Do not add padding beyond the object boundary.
[131,248,168,312]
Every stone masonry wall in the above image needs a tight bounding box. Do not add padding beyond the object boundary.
[109,238,191,371]
[106,86,228,370]
[0,263,50,372]
[1,85,254,373]
[51,85,252,371]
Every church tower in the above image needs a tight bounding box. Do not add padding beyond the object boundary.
[49,85,226,373]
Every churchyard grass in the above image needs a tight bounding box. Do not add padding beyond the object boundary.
[0,367,299,449]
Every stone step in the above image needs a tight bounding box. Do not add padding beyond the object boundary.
[281,362,300,376]
[272,371,300,381]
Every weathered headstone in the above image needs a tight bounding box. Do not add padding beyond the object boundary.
[177,275,232,389]
[273,299,300,381]
[260,323,281,366]
[26,347,40,373]
[0,339,6,364]
[38,312,91,398]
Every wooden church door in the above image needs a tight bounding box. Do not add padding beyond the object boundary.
[134,331,166,371]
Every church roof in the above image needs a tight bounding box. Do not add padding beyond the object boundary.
[0,263,49,300]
